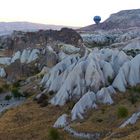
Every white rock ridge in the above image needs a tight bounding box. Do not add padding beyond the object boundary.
[123,39,140,50]
[59,43,80,54]
[96,86,115,104]
[11,51,21,63]
[53,114,68,128]
[71,91,97,120]
[0,48,40,65]
[45,49,129,106]
[113,54,140,92]
[40,48,138,121]
[20,49,31,63]
[64,126,100,139]
[71,86,115,120]
[120,112,140,128]
[27,49,40,63]
[0,57,11,65]
[0,67,6,77]
[41,56,78,93]
[81,33,110,47]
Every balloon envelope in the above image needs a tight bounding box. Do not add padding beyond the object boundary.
[93,16,101,24]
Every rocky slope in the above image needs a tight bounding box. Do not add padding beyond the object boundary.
[80,9,140,31]
[38,46,140,140]
[81,26,140,53]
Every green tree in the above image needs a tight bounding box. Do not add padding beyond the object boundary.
[11,88,22,99]
[5,95,12,102]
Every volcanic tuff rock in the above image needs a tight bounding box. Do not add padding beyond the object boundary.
[0,28,83,82]
[81,27,140,51]
[40,48,132,120]
[120,111,140,128]
[39,44,140,122]
[71,91,97,120]
[5,60,39,82]
[0,67,6,77]
[53,114,68,128]
[113,54,140,92]
[0,28,82,51]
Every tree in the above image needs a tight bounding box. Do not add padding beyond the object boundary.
[5,95,12,102]
[11,88,22,99]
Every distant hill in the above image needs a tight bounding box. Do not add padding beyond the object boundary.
[79,9,140,31]
[0,21,78,36]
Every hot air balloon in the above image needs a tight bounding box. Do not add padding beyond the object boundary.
[93,16,101,24]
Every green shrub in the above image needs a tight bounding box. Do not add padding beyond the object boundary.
[5,95,12,101]
[39,86,44,92]
[11,88,22,99]
[22,91,34,98]
[131,86,140,93]
[67,101,75,110]
[117,106,128,118]
[128,92,139,104]
[48,128,60,140]
[0,87,3,93]
[97,118,103,123]
[40,100,48,107]
[108,76,113,84]
[128,86,140,104]
[37,94,48,104]
[39,74,44,79]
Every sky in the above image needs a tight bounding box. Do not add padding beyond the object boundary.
[0,0,140,27]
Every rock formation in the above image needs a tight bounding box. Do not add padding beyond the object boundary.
[79,9,140,31]
[0,28,82,51]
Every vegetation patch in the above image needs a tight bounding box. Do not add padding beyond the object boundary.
[107,76,114,85]
[48,90,55,96]
[5,95,12,101]
[117,106,129,118]
[11,87,22,99]
[127,86,140,104]
[12,81,21,88]
[0,87,3,93]
[48,128,61,140]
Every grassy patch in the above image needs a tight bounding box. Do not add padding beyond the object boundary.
[127,86,140,104]
[48,128,61,140]
[0,99,78,140]
[117,106,129,118]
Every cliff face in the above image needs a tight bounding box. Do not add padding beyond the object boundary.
[0,28,83,51]
[80,9,140,31]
